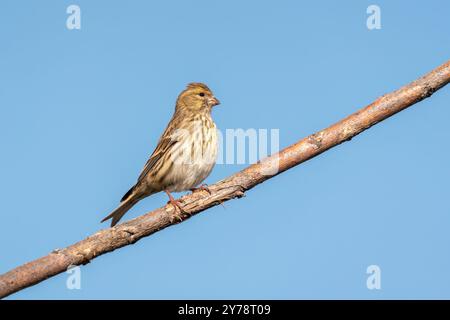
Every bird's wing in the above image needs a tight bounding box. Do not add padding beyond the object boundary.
[136,113,185,184]
[137,136,178,183]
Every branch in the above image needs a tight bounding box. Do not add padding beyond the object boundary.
[1,60,449,299]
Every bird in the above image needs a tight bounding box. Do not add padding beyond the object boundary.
[101,82,220,227]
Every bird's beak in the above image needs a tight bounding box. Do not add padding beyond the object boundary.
[209,96,220,107]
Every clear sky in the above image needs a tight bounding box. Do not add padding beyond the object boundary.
[1,0,449,299]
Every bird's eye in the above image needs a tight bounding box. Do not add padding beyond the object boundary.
[198,92,205,97]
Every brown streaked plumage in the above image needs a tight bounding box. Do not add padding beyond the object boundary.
[101,83,220,226]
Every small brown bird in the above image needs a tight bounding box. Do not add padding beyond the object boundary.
[101,83,220,226]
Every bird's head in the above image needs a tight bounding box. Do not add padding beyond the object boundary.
[175,82,220,113]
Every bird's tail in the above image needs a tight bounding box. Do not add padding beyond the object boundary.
[101,191,139,227]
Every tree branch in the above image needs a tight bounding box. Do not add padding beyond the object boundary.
[1,60,449,299]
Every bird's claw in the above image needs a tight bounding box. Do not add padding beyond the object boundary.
[165,190,190,223]
[190,184,212,195]
[166,200,187,222]
[169,210,184,223]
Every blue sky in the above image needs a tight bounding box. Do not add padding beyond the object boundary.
[1,0,449,299]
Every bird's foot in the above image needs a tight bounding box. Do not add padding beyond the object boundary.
[190,184,212,195]
[165,190,188,223]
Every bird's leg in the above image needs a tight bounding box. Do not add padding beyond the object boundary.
[190,183,212,195]
[164,190,187,222]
